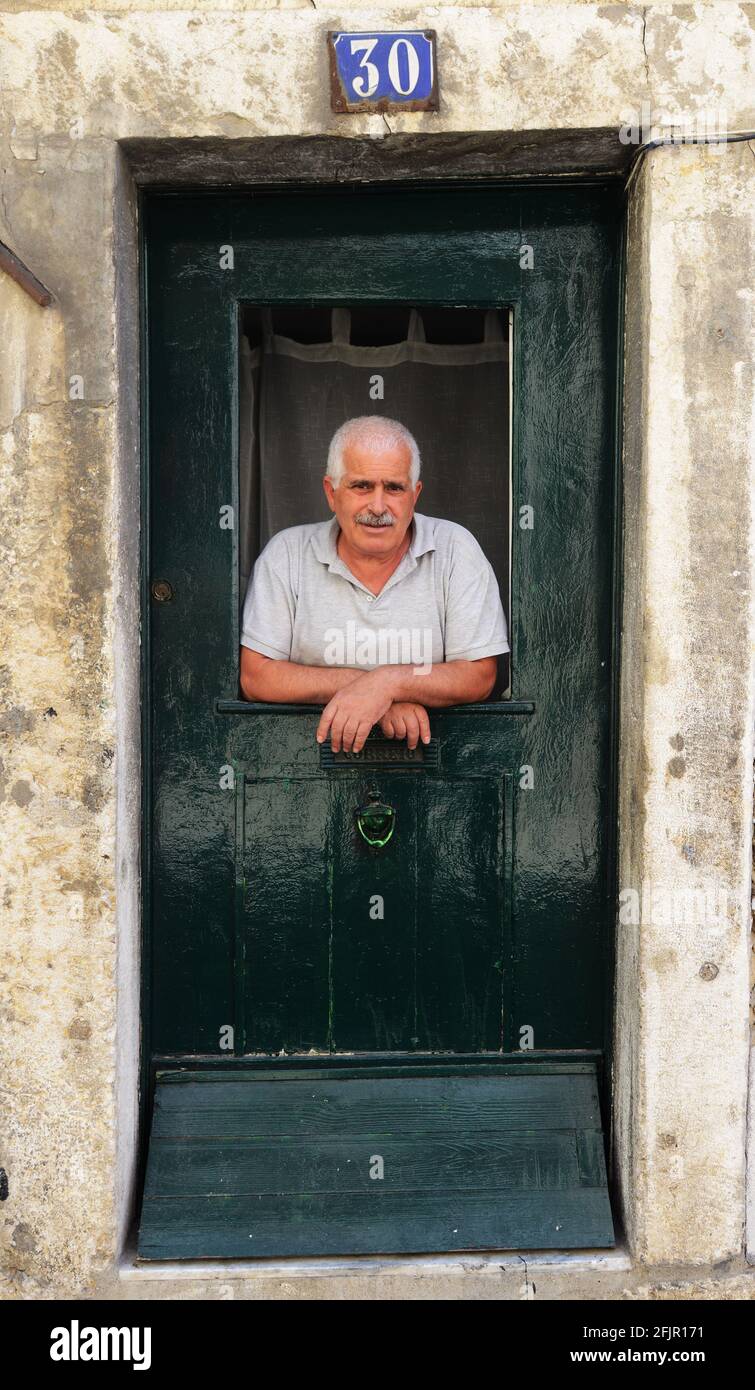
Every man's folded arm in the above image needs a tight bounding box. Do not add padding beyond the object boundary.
[240,646,498,706]
[371,656,498,705]
[240,646,364,703]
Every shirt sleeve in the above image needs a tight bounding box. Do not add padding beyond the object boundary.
[240,533,297,660]
[443,531,510,661]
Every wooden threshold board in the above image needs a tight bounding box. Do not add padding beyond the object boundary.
[137,1064,615,1260]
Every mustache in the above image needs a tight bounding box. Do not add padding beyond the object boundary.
[354,510,395,528]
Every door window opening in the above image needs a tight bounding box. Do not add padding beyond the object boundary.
[238,303,513,700]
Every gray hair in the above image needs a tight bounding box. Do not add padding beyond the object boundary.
[326,416,421,487]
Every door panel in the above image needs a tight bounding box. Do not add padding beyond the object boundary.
[330,773,419,1052]
[144,185,621,1075]
[417,774,511,1052]
[242,776,331,1052]
[237,762,513,1054]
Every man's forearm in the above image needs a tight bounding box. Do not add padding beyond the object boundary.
[240,649,363,703]
[241,648,497,706]
[374,659,496,706]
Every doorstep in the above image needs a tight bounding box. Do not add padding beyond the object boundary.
[119,1243,632,1283]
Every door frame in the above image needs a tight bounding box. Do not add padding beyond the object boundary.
[136,176,626,1222]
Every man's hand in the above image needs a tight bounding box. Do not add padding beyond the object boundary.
[316,669,397,753]
[379,701,430,750]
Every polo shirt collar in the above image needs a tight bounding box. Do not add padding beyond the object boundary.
[408,512,437,558]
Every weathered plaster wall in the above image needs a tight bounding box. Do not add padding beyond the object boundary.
[748,1045,755,1262]
[0,3,753,1297]
[615,139,755,1266]
[0,0,741,9]
[0,145,122,1292]
[1,5,753,147]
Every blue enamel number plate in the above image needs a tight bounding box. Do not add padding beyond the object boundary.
[328,31,438,113]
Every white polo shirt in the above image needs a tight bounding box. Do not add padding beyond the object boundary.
[240,512,509,671]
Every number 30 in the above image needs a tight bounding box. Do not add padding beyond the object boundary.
[349,37,421,99]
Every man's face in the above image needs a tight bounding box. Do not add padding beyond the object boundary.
[323,438,422,558]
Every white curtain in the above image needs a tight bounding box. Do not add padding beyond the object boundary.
[239,308,511,657]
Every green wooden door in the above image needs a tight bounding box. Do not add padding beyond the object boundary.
[143,184,621,1074]
[237,761,513,1054]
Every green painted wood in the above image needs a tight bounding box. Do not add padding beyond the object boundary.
[153,1061,603,1084]
[145,184,621,1062]
[238,771,512,1052]
[330,776,418,1051]
[241,777,332,1052]
[139,1191,613,1259]
[415,776,507,1050]
[145,1135,581,1194]
[152,1058,603,1077]
[137,1067,615,1258]
[149,1072,602,1133]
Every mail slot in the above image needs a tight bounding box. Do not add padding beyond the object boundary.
[320,736,440,767]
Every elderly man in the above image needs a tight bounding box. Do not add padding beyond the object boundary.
[240,416,509,753]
